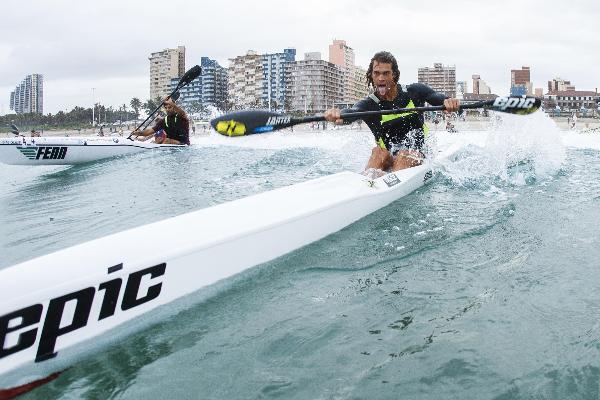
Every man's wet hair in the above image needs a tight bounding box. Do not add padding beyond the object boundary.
[366,51,400,88]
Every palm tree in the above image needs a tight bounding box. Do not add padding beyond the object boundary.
[143,99,156,115]
[130,98,142,119]
[121,104,128,124]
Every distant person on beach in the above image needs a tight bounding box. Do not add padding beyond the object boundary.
[324,51,459,174]
[98,125,104,136]
[132,98,190,145]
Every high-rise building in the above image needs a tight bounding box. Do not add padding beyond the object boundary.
[510,66,532,96]
[348,65,369,105]
[228,50,263,109]
[228,49,296,110]
[149,46,185,100]
[456,81,468,98]
[472,74,491,95]
[511,66,530,86]
[328,40,368,105]
[200,57,228,109]
[10,74,43,114]
[418,63,456,98]
[288,52,343,113]
[262,48,296,110]
[169,56,228,115]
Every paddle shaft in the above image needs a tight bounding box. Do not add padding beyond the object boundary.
[211,96,540,136]
[289,101,492,126]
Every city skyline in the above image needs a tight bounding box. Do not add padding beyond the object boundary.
[1,0,598,115]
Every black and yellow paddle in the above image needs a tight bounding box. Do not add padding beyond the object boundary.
[127,64,202,139]
[210,96,542,137]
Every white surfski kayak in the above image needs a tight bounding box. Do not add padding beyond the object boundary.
[0,136,186,165]
[0,142,462,394]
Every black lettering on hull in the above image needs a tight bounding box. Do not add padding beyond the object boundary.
[0,262,167,365]
[35,147,68,160]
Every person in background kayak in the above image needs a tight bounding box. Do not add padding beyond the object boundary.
[324,51,459,174]
[132,97,190,145]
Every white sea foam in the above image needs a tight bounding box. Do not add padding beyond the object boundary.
[191,113,600,185]
[190,128,372,152]
[438,112,567,186]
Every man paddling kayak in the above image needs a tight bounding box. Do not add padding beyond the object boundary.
[324,51,459,174]
[132,98,190,145]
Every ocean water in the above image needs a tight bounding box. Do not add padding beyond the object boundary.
[2,112,600,399]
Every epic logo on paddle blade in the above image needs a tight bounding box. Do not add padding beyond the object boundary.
[492,97,539,114]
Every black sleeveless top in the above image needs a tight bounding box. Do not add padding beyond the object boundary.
[154,114,190,145]
[343,83,446,151]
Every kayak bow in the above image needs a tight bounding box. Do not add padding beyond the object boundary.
[0,136,186,166]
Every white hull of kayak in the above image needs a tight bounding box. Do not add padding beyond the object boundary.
[0,143,461,390]
[0,137,186,165]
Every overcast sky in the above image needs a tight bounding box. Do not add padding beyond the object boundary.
[1,0,598,115]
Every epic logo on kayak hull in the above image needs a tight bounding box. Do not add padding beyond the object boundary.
[383,173,401,187]
[17,146,68,160]
[0,263,166,363]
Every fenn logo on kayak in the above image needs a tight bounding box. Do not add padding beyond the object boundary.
[17,146,68,160]
[0,263,166,363]
[266,116,291,126]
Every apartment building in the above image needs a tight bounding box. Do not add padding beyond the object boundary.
[288,52,343,114]
[169,57,228,114]
[149,46,186,100]
[228,50,263,109]
[227,49,297,110]
[10,74,43,115]
[472,74,491,95]
[544,90,599,112]
[548,77,575,93]
[262,49,296,110]
[510,66,532,96]
[328,40,368,105]
[418,63,456,98]
[456,81,468,98]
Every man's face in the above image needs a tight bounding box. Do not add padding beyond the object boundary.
[372,61,396,96]
[164,99,176,115]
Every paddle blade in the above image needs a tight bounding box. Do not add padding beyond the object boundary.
[489,96,541,115]
[178,65,202,87]
[10,123,19,133]
[210,110,292,136]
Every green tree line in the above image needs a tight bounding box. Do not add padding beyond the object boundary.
[1,97,163,133]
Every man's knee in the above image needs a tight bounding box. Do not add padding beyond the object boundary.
[368,146,392,170]
[391,150,424,170]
